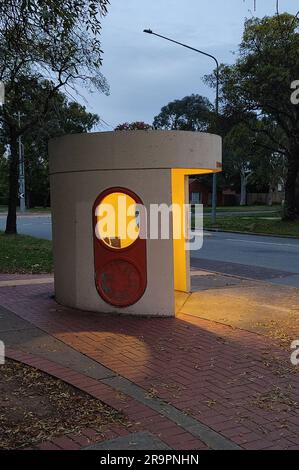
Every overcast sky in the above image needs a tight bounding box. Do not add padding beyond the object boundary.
[82,0,298,130]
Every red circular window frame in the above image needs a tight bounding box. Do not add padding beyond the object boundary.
[93,187,147,308]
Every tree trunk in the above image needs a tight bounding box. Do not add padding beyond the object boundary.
[240,174,247,206]
[5,131,19,234]
[283,156,298,221]
[26,190,32,209]
[267,187,274,206]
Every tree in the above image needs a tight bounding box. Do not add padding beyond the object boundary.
[224,123,256,205]
[206,14,299,219]
[153,94,213,131]
[25,85,100,207]
[0,1,109,234]
[115,122,153,131]
[1,82,99,208]
[252,151,287,206]
[223,117,287,206]
[153,94,228,203]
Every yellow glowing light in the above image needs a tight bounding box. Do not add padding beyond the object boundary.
[172,169,189,292]
[171,168,219,293]
[96,192,140,249]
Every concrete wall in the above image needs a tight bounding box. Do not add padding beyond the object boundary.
[50,168,175,316]
[49,130,222,174]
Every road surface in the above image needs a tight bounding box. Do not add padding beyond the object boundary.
[0,215,52,240]
[1,215,299,287]
[192,231,299,287]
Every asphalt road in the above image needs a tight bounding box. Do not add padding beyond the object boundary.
[1,215,299,287]
[0,215,52,240]
[192,231,299,287]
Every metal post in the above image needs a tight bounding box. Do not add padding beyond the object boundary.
[18,111,26,212]
[143,30,219,223]
[211,64,220,224]
[0,81,4,106]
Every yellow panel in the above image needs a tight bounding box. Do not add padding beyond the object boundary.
[173,168,218,176]
[171,169,189,292]
[172,168,216,292]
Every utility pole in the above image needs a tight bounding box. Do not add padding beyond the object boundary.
[0,81,4,106]
[1,84,26,214]
[18,111,26,213]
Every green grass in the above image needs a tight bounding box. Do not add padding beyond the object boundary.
[26,207,51,213]
[0,232,53,274]
[203,205,281,213]
[204,216,299,237]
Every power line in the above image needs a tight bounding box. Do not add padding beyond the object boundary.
[246,1,280,13]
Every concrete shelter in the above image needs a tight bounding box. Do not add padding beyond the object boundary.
[49,130,221,317]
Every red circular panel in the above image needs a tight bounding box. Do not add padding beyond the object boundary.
[96,259,144,307]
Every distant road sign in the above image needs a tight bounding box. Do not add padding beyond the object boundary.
[19,193,25,199]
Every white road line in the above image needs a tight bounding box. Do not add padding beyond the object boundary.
[226,238,299,248]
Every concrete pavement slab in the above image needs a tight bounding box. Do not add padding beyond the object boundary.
[179,283,299,347]
[0,306,116,380]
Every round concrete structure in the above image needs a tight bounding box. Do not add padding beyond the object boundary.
[49,130,222,317]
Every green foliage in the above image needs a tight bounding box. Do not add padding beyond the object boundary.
[224,122,256,177]
[115,122,153,131]
[0,80,99,207]
[0,0,109,233]
[0,232,53,273]
[218,14,299,124]
[251,150,287,193]
[206,13,299,218]
[222,118,285,190]
[153,94,213,131]
[0,1,110,109]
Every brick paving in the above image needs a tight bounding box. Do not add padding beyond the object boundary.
[6,348,207,450]
[0,279,299,450]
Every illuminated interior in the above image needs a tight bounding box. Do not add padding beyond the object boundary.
[171,168,219,293]
[96,167,219,289]
[96,191,140,249]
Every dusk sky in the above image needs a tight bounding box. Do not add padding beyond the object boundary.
[83,0,298,130]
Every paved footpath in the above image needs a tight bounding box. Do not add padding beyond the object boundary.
[0,274,299,450]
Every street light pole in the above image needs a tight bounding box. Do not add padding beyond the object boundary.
[0,81,4,107]
[144,29,219,223]
[0,84,26,215]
